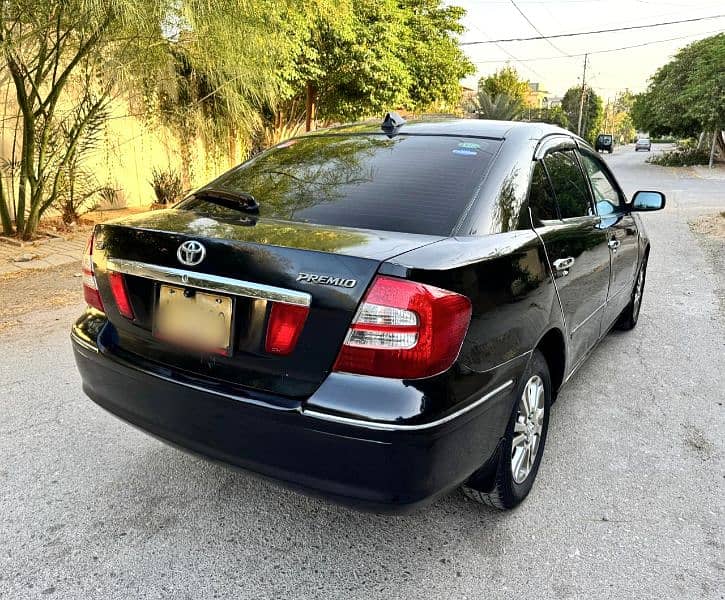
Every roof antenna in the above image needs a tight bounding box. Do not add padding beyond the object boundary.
[381,111,406,134]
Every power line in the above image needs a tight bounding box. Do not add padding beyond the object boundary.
[466,18,547,80]
[460,14,724,45]
[509,0,571,56]
[469,28,724,63]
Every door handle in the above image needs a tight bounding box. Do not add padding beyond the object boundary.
[608,239,621,252]
[552,257,575,276]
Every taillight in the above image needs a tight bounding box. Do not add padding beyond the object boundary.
[82,233,104,312]
[108,271,134,319]
[333,275,472,379]
[265,303,309,355]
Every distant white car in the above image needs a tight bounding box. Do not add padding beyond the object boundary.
[635,138,651,152]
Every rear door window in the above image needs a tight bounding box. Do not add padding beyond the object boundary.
[542,150,593,218]
[192,134,501,236]
[528,161,559,224]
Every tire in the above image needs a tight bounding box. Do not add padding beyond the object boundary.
[462,349,551,510]
[615,256,648,330]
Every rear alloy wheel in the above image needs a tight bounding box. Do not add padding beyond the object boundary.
[616,257,647,330]
[462,350,551,510]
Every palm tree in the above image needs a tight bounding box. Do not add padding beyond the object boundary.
[474,91,523,121]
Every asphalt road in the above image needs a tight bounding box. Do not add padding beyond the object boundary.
[1,145,723,599]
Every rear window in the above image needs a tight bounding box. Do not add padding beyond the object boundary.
[189,134,501,236]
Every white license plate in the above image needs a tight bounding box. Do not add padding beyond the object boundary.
[154,285,233,354]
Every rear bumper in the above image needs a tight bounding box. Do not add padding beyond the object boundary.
[72,325,515,512]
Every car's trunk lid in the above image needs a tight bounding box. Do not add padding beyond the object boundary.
[91,210,442,398]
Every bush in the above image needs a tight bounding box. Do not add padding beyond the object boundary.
[649,136,677,143]
[647,146,710,167]
[150,168,183,205]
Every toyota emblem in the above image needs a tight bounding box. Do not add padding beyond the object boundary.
[177,240,206,266]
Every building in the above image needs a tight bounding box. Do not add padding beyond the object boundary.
[525,83,551,109]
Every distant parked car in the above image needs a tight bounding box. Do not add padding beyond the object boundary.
[595,134,614,153]
[635,138,651,152]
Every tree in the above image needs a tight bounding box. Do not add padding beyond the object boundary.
[527,106,569,129]
[399,0,474,110]
[474,91,523,121]
[478,66,529,107]
[561,85,604,143]
[602,91,636,143]
[631,33,724,154]
[153,2,300,180]
[0,0,166,238]
[294,1,411,125]
[282,0,473,128]
[0,0,474,238]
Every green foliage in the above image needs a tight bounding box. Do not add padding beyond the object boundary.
[646,146,710,167]
[527,106,569,128]
[53,94,111,224]
[631,92,658,134]
[150,168,184,205]
[155,0,308,149]
[0,0,167,238]
[604,91,636,144]
[478,66,529,106]
[474,91,523,121]
[561,86,604,143]
[400,1,474,110]
[634,33,725,136]
[282,0,473,122]
[1,0,472,237]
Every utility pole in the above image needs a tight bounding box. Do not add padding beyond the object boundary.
[577,53,588,136]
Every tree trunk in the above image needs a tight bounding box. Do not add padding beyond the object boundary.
[22,200,42,241]
[715,130,725,160]
[709,131,717,169]
[305,82,316,132]
[697,131,707,150]
[16,124,32,232]
[0,175,13,235]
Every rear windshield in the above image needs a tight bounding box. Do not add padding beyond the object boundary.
[186,134,501,236]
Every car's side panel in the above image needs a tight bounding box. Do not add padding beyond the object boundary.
[576,145,640,329]
[377,228,564,439]
[533,218,610,364]
[601,212,639,327]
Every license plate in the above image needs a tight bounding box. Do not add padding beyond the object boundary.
[154,285,233,354]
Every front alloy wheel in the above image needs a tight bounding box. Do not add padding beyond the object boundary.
[616,256,647,330]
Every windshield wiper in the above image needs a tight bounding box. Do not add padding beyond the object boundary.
[193,188,260,214]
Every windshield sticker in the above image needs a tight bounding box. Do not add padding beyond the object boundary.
[452,148,478,156]
[457,142,481,149]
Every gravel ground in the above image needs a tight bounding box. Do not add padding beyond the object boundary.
[0,145,723,599]
[0,263,82,332]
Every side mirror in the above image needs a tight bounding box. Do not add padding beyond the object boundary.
[630,190,665,212]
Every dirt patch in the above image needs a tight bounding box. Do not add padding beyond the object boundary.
[690,212,725,320]
[0,261,83,331]
[682,424,715,461]
[690,211,725,239]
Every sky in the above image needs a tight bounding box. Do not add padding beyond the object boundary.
[454,0,724,101]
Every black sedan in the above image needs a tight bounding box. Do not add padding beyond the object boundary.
[72,115,665,511]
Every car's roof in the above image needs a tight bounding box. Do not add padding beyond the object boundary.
[308,116,572,142]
